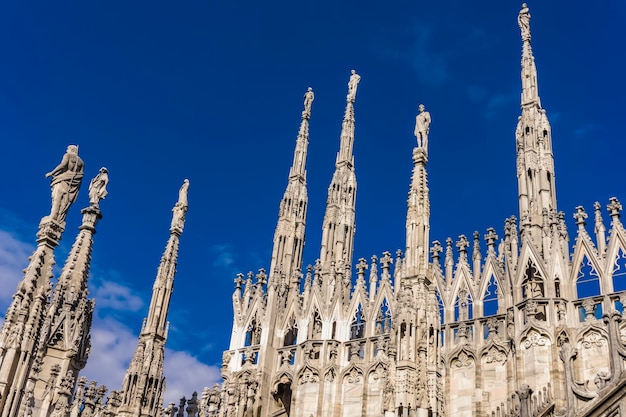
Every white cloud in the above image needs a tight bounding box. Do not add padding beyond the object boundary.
[82,314,221,407]
[210,244,239,275]
[92,281,144,312]
[0,230,34,303]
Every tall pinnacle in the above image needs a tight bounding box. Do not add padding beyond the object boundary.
[515,3,557,250]
[117,180,189,417]
[319,70,359,274]
[518,3,540,108]
[269,89,312,284]
[405,105,432,279]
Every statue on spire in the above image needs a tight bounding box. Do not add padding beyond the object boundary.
[518,3,531,42]
[347,70,361,102]
[171,179,189,231]
[303,87,314,116]
[414,104,431,150]
[88,167,109,207]
[45,145,84,223]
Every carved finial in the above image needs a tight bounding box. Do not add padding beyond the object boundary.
[234,273,244,290]
[430,240,443,262]
[88,167,109,207]
[484,228,498,253]
[456,235,470,259]
[347,70,361,102]
[607,197,622,219]
[518,3,531,42]
[414,104,431,151]
[44,145,85,224]
[303,87,314,117]
[573,206,588,228]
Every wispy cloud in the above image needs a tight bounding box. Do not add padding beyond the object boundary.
[0,230,33,303]
[210,243,239,275]
[93,281,144,312]
[0,224,220,408]
[573,124,601,139]
[466,85,517,120]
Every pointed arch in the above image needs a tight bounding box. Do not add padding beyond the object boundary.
[283,315,298,346]
[454,285,473,321]
[521,259,545,299]
[611,248,626,292]
[308,309,322,340]
[576,255,601,298]
[350,304,366,339]
[435,288,445,326]
[482,274,500,316]
[374,298,392,335]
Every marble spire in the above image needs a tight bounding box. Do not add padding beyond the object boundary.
[268,88,313,285]
[117,180,189,417]
[0,146,84,417]
[515,3,558,249]
[319,71,359,276]
[404,107,431,280]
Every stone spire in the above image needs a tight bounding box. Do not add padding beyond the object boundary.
[404,105,431,279]
[117,180,189,417]
[515,3,557,248]
[268,88,313,284]
[32,199,105,417]
[0,146,84,417]
[319,70,359,274]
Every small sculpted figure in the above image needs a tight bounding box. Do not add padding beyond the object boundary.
[171,179,189,230]
[45,145,84,223]
[518,3,531,41]
[414,104,431,150]
[303,87,314,115]
[347,69,361,102]
[88,167,109,207]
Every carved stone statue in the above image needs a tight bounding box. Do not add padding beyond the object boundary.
[347,70,361,102]
[171,179,189,230]
[518,3,531,41]
[45,145,84,223]
[88,167,109,207]
[303,87,314,115]
[414,104,431,150]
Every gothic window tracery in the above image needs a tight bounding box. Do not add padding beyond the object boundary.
[522,261,544,299]
[612,248,626,292]
[375,299,392,334]
[576,255,601,298]
[436,290,445,325]
[245,315,261,346]
[309,310,322,339]
[350,304,366,339]
[483,275,500,316]
[284,316,298,347]
[454,288,473,322]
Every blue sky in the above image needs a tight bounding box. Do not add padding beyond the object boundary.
[0,0,625,403]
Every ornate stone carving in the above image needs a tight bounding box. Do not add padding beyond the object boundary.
[522,330,548,349]
[45,145,84,223]
[581,331,606,349]
[345,368,362,384]
[483,346,506,364]
[453,351,473,368]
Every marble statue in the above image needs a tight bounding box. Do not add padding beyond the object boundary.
[347,70,361,101]
[303,87,314,115]
[518,3,530,41]
[45,145,84,223]
[171,179,189,230]
[88,167,109,207]
[414,104,431,150]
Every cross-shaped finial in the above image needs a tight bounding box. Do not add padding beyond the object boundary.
[234,273,245,289]
[356,258,368,275]
[381,251,393,269]
[608,197,622,218]
[484,228,498,248]
[430,240,443,257]
[573,206,587,228]
[256,268,267,286]
[456,235,470,254]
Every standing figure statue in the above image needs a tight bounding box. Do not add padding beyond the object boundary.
[347,69,361,102]
[414,104,431,150]
[171,179,190,230]
[518,3,531,41]
[303,87,314,115]
[88,167,109,207]
[45,145,84,223]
